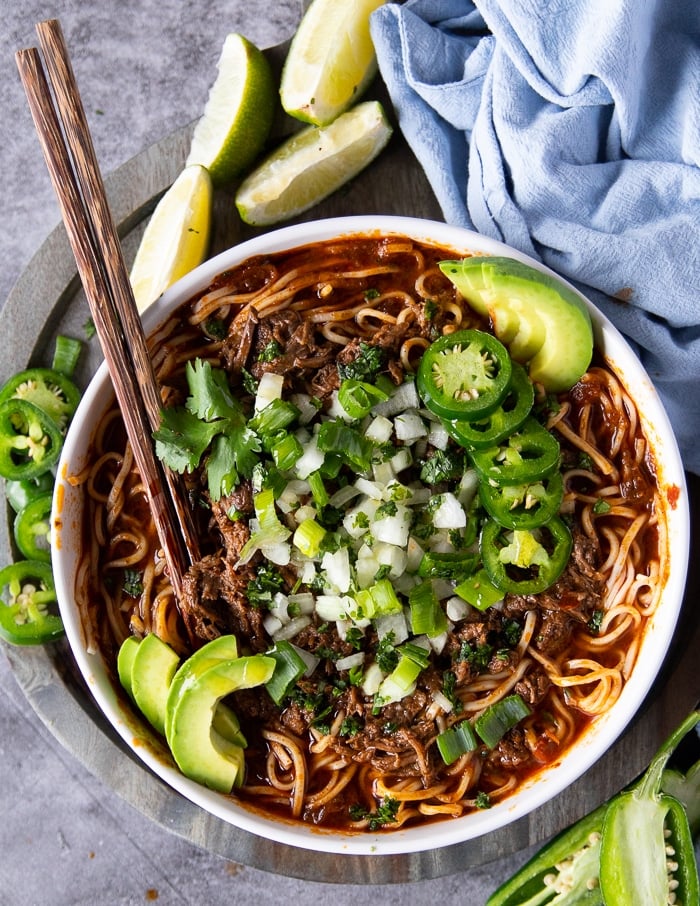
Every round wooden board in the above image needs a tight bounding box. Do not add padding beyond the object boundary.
[1,98,698,883]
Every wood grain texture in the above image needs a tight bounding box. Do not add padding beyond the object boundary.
[1,62,698,882]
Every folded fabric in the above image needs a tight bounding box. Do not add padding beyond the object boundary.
[370,0,700,474]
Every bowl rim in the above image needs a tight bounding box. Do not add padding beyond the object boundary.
[52,214,690,855]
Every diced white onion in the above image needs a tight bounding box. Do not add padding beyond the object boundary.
[294,436,325,479]
[405,536,424,572]
[446,595,472,622]
[321,547,351,593]
[262,541,291,566]
[390,447,412,474]
[288,592,315,615]
[263,614,283,636]
[269,592,290,623]
[374,610,409,643]
[427,628,450,653]
[289,393,319,425]
[362,662,384,695]
[271,614,311,641]
[335,651,365,672]
[433,578,455,600]
[354,554,380,589]
[315,595,352,621]
[427,421,450,450]
[328,484,362,508]
[394,408,428,443]
[373,541,408,578]
[372,460,395,486]
[364,414,394,443]
[372,380,420,417]
[432,492,467,529]
[456,468,480,506]
[327,389,354,421]
[254,372,284,412]
[372,504,412,546]
[355,477,383,499]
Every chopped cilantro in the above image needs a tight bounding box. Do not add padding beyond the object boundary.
[123,569,143,597]
[344,627,364,650]
[257,340,282,362]
[349,797,400,830]
[475,791,491,809]
[241,368,258,395]
[423,299,438,320]
[83,317,97,340]
[375,632,399,673]
[588,609,604,634]
[246,564,284,608]
[339,716,363,737]
[375,499,398,519]
[593,498,612,514]
[364,288,380,301]
[441,670,463,714]
[456,640,493,673]
[420,448,465,485]
[337,341,385,382]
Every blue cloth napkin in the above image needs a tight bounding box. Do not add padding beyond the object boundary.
[370,0,700,475]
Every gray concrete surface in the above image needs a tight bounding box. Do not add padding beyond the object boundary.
[4,1,686,903]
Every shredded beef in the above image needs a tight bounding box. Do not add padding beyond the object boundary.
[181,554,268,652]
[534,609,574,657]
[489,727,531,769]
[514,666,551,706]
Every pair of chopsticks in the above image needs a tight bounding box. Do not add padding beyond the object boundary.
[16,20,199,613]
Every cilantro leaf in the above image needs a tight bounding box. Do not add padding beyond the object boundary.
[207,428,262,501]
[185,359,245,424]
[154,407,221,473]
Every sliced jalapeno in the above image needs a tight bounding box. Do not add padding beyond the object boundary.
[0,367,80,431]
[417,329,512,421]
[0,398,63,480]
[445,362,534,450]
[0,559,63,646]
[480,516,572,595]
[13,492,53,562]
[469,416,561,486]
[5,472,55,514]
[479,471,564,531]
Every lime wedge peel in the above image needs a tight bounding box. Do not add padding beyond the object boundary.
[129,164,213,313]
[280,0,388,126]
[234,99,393,227]
[186,33,276,186]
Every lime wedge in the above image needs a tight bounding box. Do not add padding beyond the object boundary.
[235,100,393,226]
[280,0,387,126]
[129,164,213,312]
[185,33,276,185]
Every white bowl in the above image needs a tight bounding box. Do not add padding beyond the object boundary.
[52,215,689,856]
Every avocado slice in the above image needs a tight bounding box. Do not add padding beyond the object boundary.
[131,633,181,737]
[212,701,248,748]
[166,654,275,792]
[117,635,141,701]
[439,256,593,392]
[164,634,239,741]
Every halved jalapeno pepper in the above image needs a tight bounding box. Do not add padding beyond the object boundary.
[479,471,564,530]
[0,398,63,480]
[13,492,53,563]
[480,516,572,595]
[0,367,80,432]
[469,416,561,486]
[417,329,512,421]
[445,361,534,450]
[0,559,63,645]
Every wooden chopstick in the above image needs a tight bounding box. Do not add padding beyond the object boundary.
[16,20,200,614]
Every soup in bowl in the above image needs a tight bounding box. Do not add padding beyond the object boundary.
[52,215,689,855]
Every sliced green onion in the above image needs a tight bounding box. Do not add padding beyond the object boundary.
[270,433,303,470]
[237,487,291,564]
[352,578,402,620]
[51,334,83,376]
[475,694,532,749]
[293,517,327,557]
[454,568,504,612]
[400,641,430,670]
[338,379,389,420]
[265,640,308,704]
[408,580,448,637]
[436,720,478,765]
[417,551,479,581]
[376,651,424,705]
[249,398,300,439]
[308,469,329,508]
